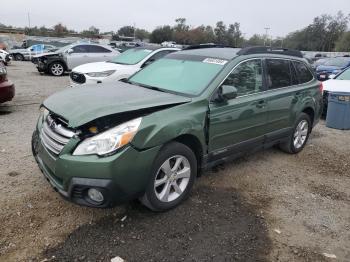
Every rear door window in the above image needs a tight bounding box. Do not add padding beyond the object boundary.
[293,61,314,84]
[88,45,112,53]
[266,59,292,89]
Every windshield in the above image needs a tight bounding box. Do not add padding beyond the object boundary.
[110,48,153,65]
[323,58,350,68]
[128,57,226,96]
[335,67,350,80]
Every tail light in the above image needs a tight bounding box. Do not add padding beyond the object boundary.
[319,82,323,93]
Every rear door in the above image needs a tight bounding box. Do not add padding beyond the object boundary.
[87,45,115,63]
[208,59,269,160]
[263,58,304,139]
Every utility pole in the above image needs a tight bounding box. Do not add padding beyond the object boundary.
[264,27,270,46]
[27,12,31,36]
[133,22,136,41]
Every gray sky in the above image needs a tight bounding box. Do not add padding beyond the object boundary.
[1,0,349,37]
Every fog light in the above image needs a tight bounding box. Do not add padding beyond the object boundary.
[87,188,104,203]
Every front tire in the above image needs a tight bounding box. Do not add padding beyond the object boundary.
[279,113,311,154]
[49,62,65,76]
[140,142,197,212]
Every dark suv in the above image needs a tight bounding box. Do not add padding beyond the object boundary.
[32,46,322,211]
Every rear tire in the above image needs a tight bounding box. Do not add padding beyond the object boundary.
[140,142,197,212]
[14,54,24,61]
[279,113,311,154]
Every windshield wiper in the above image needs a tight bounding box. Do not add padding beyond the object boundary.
[129,81,166,93]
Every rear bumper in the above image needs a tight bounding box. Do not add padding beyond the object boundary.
[0,80,15,103]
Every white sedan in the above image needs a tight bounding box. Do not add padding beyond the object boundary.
[322,67,350,116]
[70,47,180,86]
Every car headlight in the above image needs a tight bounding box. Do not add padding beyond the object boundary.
[0,66,7,75]
[73,117,142,156]
[86,70,116,78]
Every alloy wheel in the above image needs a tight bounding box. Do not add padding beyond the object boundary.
[293,120,309,149]
[51,63,64,76]
[154,155,191,203]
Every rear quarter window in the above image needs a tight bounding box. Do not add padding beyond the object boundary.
[266,59,292,89]
[293,61,314,84]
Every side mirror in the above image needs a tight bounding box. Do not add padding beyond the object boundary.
[214,85,238,103]
[328,74,336,79]
[66,48,74,54]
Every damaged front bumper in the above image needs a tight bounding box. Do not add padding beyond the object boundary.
[31,127,161,208]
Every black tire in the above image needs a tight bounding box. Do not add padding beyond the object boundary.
[140,142,197,212]
[279,113,312,154]
[31,130,40,158]
[14,54,24,61]
[49,62,65,76]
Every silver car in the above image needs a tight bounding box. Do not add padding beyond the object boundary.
[34,43,120,76]
[10,44,57,61]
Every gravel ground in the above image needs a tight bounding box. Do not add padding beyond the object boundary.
[0,62,349,262]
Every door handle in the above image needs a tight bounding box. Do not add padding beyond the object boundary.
[255,100,267,108]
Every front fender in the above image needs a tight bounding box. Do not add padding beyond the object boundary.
[131,100,208,152]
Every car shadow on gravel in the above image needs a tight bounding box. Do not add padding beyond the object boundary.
[41,186,271,262]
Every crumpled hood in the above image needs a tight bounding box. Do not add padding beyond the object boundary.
[33,52,59,58]
[73,61,125,73]
[43,81,191,128]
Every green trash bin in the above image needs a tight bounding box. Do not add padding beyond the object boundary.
[326,92,350,130]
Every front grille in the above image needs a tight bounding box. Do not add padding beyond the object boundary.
[70,72,86,84]
[40,114,75,155]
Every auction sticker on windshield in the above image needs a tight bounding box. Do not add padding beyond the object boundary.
[203,58,228,65]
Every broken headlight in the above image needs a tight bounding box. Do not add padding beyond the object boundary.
[73,118,142,156]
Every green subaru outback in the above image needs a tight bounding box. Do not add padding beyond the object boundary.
[32,46,322,211]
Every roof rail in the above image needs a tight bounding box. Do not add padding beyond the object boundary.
[237,46,303,58]
[182,44,230,50]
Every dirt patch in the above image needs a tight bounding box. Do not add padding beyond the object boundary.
[40,186,271,262]
[309,183,349,202]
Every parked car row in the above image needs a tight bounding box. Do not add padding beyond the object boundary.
[9,44,57,61]
[314,56,350,81]
[70,46,179,85]
[32,43,119,76]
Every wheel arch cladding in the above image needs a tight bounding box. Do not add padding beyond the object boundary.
[173,134,204,175]
[302,107,315,126]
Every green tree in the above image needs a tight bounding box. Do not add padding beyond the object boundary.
[53,23,68,37]
[135,29,150,41]
[335,31,350,51]
[150,26,174,43]
[117,26,135,37]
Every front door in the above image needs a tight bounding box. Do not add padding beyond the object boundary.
[208,59,268,160]
[66,45,90,70]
